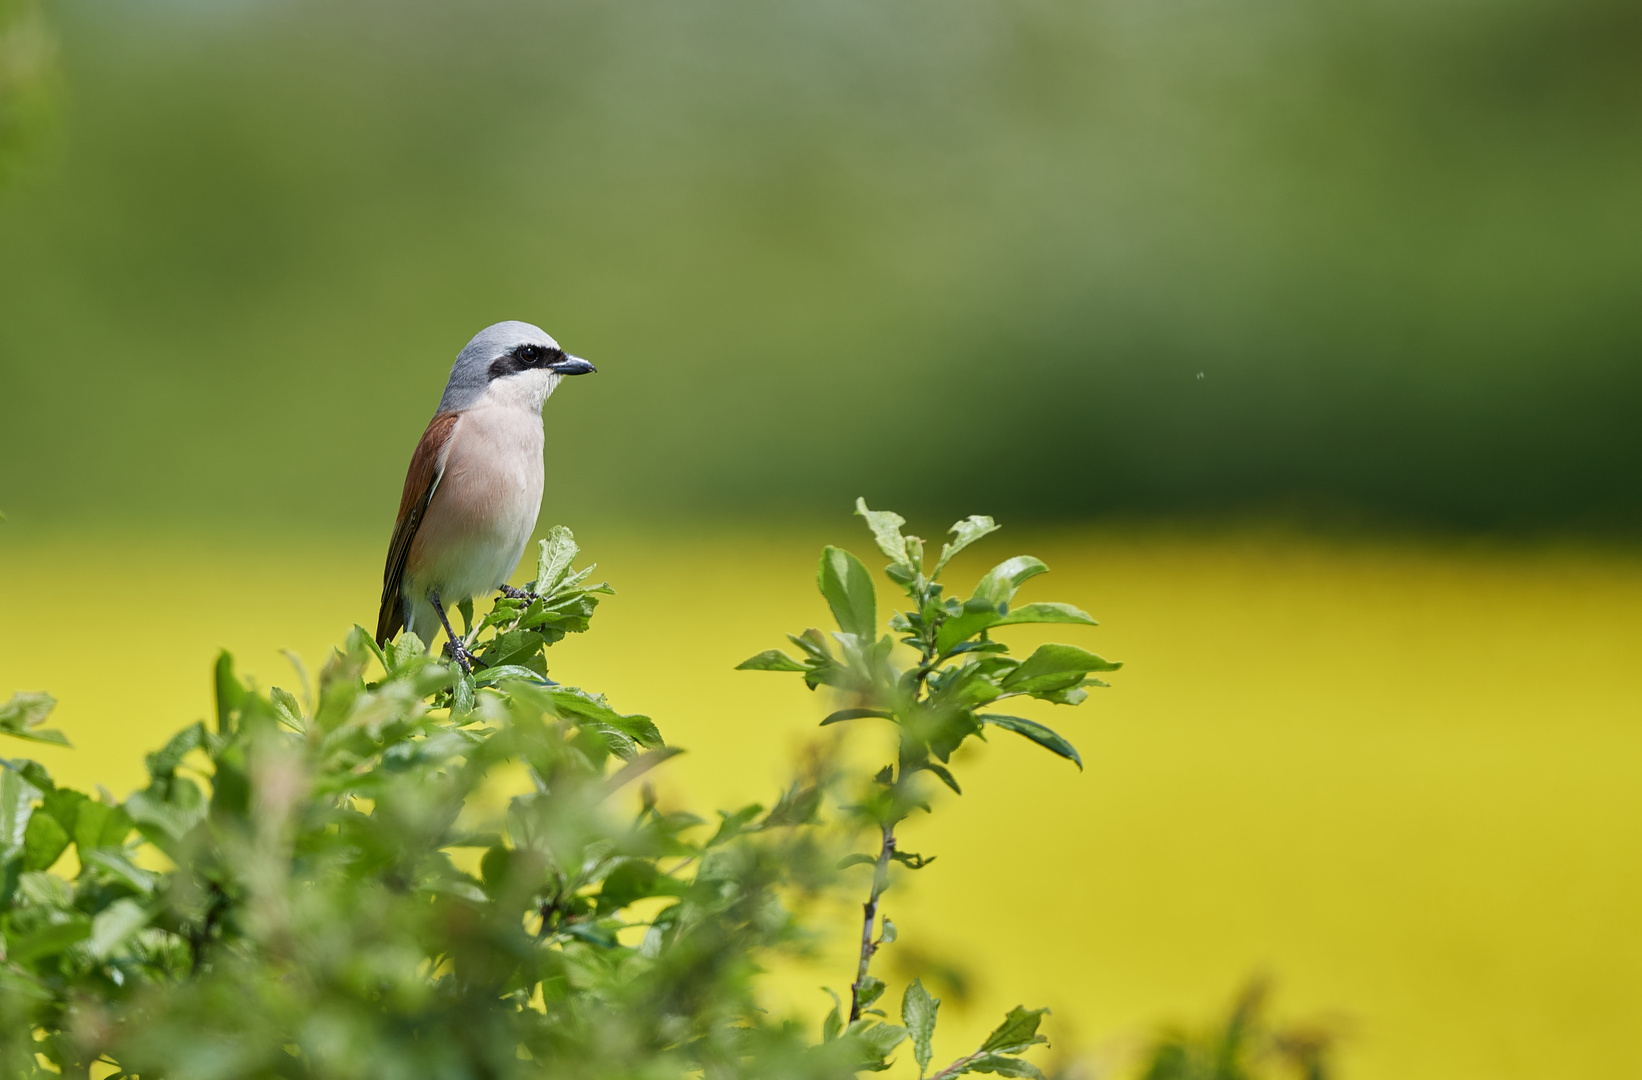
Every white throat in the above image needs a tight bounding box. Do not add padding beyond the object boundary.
[475,370,561,414]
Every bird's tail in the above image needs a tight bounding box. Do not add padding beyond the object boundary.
[374,592,405,649]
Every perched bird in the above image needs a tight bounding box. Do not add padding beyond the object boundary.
[375,321,595,670]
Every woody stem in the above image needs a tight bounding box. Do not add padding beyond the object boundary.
[848,823,896,1021]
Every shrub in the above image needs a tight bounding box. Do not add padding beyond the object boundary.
[0,502,1328,1079]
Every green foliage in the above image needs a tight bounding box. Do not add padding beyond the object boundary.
[0,691,68,746]
[0,0,55,185]
[13,0,1642,536]
[1136,981,1340,1080]
[0,529,848,1078]
[0,507,1210,1078]
[741,499,1123,1077]
[742,498,1117,817]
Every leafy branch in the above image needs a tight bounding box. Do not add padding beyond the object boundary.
[0,500,1338,1078]
[741,499,1121,1075]
[1,503,1315,1079]
[0,527,858,1079]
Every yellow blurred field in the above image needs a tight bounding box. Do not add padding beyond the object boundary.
[3,525,1640,1078]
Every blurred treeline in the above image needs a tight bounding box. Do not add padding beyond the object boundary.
[2,0,1640,534]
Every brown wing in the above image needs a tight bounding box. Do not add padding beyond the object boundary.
[376,412,460,646]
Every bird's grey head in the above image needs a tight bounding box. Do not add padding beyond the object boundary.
[435,320,596,416]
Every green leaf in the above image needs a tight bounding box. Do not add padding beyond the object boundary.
[596,860,663,910]
[972,557,1049,608]
[81,849,156,893]
[708,805,764,848]
[818,546,877,639]
[270,686,305,730]
[599,748,684,801]
[125,785,207,845]
[144,722,205,781]
[22,810,69,871]
[478,629,547,670]
[16,870,71,909]
[472,664,553,688]
[837,853,878,870]
[762,781,823,827]
[563,920,619,948]
[89,897,149,959]
[934,597,1010,655]
[890,850,936,870]
[0,691,54,731]
[878,916,897,944]
[452,674,475,716]
[389,633,425,673]
[8,916,91,964]
[0,765,39,861]
[933,516,1000,577]
[214,651,244,735]
[736,649,809,673]
[979,715,1083,770]
[74,798,133,852]
[789,628,835,661]
[902,978,940,1076]
[0,691,69,746]
[854,1020,910,1061]
[532,686,664,750]
[552,563,598,597]
[820,708,893,726]
[856,975,887,1010]
[992,602,1097,629]
[40,787,86,834]
[927,664,1006,713]
[980,1006,1050,1054]
[349,624,389,673]
[2,758,52,793]
[478,844,516,895]
[856,498,915,569]
[823,988,845,1043]
[923,762,962,795]
[962,1053,1046,1078]
[535,526,579,595]
[1001,644,1122,695]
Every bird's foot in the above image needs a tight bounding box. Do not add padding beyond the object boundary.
[499,584,541,603]
[442,637,479,675]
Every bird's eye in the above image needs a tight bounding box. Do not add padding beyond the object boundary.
[515,344,543,365]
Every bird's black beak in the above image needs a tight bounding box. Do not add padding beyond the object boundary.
[549,354,596,375]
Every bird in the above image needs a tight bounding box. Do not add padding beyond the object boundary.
[375,320,596,671]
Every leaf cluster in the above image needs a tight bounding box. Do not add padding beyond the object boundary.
[428,527,621,711]
[741,500,1118,819]
[0,508,1149,1080]
[0,531,864,1079]
[742,501,1123,1076]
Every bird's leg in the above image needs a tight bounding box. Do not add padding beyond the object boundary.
[429,591,476,675]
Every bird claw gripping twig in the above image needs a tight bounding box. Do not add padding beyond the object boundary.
[498,584,540,603]
[441,636,479,675]
[428,591,481,676]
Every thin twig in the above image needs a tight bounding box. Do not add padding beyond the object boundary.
[929,1050,987,1080]
[848,823,896,1021]
[846,567,947,1022]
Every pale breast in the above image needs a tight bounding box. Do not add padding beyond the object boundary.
[406,405,544,602]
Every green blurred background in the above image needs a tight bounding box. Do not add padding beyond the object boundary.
[4,1,1642,1077]
[4,0,1642,532]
